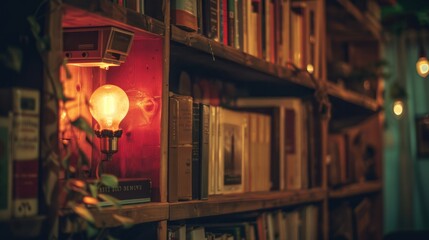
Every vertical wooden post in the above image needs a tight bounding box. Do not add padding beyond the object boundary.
[40,0,62,238]
[159,0,171,239]
[161,0,171,204]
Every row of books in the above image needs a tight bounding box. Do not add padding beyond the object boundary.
[171,0,320,76]
[109,0,163,20]
[168,93,271,201]
[327,125,378,188]
[330,198,374,240]
[168,92,322,201]
[168,204,319,240]
[0,88,40,220]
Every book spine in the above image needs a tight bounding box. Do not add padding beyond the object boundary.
[227,0,235,47]
[168,94,193,201]
[222,0,229,45]
[199,104,210,199]
[172,0,198,32]
[11,89,40,217]
[97,179,151,205]
[192,103,201,199]
[196,0,204,34]
[203,0,219,41]
[0,114,12,219]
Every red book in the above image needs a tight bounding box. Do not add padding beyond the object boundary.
[222,0,229,45]
[172,0,198,32]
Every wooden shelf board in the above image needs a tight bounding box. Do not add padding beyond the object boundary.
[169,188,325,221]
[327,82,379,112]
[329,181,382,199]
[171,26,315,90]
[90,202,169,228]
[62,0,164,38]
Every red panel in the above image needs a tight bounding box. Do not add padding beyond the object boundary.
[104,38,163,196]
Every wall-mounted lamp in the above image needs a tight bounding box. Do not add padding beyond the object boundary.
[416,55,429,78]
[389,81,407,118]
[416,32,429,78]
[89,84,129,164]
[393,100,405,117]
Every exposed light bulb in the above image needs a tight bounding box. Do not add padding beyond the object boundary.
[89,84,129,161]
[89,84,129,131]
[416,57,429,78]
[393,100,404,117]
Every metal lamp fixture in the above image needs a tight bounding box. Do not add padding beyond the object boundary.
[89,84,129,161]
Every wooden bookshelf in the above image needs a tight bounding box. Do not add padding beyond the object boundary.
[171,26,315,90]
[169,189,326,221]
[327,82,379,112]
[2,0,385,238]
[62,0,165,37]
[336,0,382,40]
[329,181,383,199]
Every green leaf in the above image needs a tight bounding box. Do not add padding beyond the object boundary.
[86,223,98,239]
[85,135,97,150]
[62,58,73,79]
[107,235,119,240]
[70,186,89,196]
[72,204,95,223]
[88,183,98,198]
[61,149,71,170]
[71,117,94,136]
[100,174,118,188]
[27,16,40,35]
[0,46,23,72]
[112,214,134,228]
[98,194,121,208]
[78,147,90,167]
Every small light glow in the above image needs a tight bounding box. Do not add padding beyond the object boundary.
[306,64,314,74]
[393,100,404,116]
[416,57,429,77]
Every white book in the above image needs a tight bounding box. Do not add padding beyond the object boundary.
[218,108,247,194]
[236,97,306,190]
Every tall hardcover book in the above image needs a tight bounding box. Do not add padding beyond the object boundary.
[172,0,198,32]
[0,114,12,219]
[208,106,220,195]
[191,103,209,200]
[199,104,210,199]
[236,100,283,191]
[236,97,307,190]
[218,108,247,194]
[0,88,40,217]
[168,94,193,201]
[192,103,201,199]
[203,0,219,41]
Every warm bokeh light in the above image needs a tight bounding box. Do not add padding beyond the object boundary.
[89,84,129,131]
[393,100,404,116]
[416,57,429,77]
[83,196,99,205]
[306,64,314,74]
